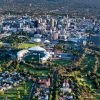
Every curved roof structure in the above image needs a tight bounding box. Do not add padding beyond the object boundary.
[17,49,28,57]
[44,40,50,43]
[17,46,51,63]
[33,38,41,43]
[28,46,46,51]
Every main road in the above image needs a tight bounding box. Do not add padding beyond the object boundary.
[52,68,58,100]
[28,79,38,100]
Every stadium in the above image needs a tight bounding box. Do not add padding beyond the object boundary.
[17,46,51,63]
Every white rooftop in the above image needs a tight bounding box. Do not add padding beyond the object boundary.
[33,38,41,43]
[28,46,46,51]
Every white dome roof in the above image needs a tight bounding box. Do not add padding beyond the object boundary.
[44,40,50,43]
[17,50,28,56]
[33,38,41,43]
[28,46,46,51]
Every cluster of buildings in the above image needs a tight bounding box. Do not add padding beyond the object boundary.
[0,71,24,92]
[0,15,100,63]
[33,77,50,100]
[59,80,73,100]
[0,15,99,42]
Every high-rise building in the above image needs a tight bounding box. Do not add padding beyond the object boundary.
[52,32,59,40]
[66,15,70,30]
[51,18,55,27]
[34,20,39,28]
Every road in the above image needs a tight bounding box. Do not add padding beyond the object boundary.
[52,68,58,100]
[28,80,37,100]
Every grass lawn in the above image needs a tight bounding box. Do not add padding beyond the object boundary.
[80,55,95,72]
[0,61,4,65]
[17,43,43,49]
[52,59,72,66]
[20,64,49,77]
[3,81,33,100]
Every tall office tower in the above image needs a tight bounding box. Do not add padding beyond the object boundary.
[29,3,32,13]
[34,20,39,28]
[51,18,55,28]
[74,18,77,30]
[38,18,42,24]
[19,22,23,28]
[55,20,57,26]
[93,18,97,25]
[1,17,4,25]
[66,15,70,30]
[63,16,67,24]
[66,15,69,22]
[52,32,59,40]
[39,18,43,23]
[83,17,86,21]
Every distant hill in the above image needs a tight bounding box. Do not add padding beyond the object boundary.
[0,0,100,15]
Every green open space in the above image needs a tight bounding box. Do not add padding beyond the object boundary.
[19,64,50,77]
[51,59,73,66]
[2,81,33,100]
[17,43,43,49]
[80,55,96,72]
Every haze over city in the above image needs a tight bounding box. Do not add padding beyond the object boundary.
[0,0,100,16]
